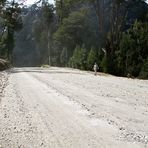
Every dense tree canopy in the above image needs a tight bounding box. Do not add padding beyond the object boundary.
[3,0,147,79]
[0,0,22,63]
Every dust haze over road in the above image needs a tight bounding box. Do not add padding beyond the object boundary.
[0,67,148,148]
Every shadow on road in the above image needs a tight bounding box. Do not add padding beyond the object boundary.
[9,67,87,75]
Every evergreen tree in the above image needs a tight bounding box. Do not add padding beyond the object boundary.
[87,47,98,70]
[119,20,148,77]
[60,47,68,66]
[69,45,82,69]
[0,0,22,63]
[139,58,148,79]
[33,2,54,65]
[80,45,87,70]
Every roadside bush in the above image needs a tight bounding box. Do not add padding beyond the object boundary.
[0,59,9,71]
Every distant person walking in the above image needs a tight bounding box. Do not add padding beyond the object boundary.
[93,63,99,75]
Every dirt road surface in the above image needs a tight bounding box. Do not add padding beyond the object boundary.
[0,67,148,148]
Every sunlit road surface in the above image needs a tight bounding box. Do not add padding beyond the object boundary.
[0,67,148,148]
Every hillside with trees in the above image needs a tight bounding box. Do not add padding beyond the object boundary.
[0,0,22,69]
[0,0,148,79]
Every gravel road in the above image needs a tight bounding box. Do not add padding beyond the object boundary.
[0,71,8,101]
[0,67,148,148]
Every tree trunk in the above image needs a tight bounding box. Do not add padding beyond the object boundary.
[47,28,51,65]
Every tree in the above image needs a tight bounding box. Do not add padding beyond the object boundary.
[119,20,148,77]
[69,45,87,69]
[90,0,105,35]
[55,0,83,23]
[41,2,54,65]
[33,2,54,65]
[69,45,82,69]
[87,47,98,70]
[118,32,135,76]
[60,47,68,66]
[80,45,87,70]
[139,58,148,79]
[53,8,88,59]
[0,0,22,63]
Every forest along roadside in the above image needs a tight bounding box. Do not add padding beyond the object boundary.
[0,67,148,148]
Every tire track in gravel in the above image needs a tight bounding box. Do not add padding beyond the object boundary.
[0,68,147,148]
[29,70,148,147]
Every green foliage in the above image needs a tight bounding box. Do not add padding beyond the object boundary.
[101,56,107,73]
[47,0,148,78]
[118,20,148,77]
[69,45,82,69]
[41,2,54,25]
[54,9,88,49]
[69,45,87,69]
[101,17,148,78]
[118,33,135,76]
[5,0,147,79]
[0,58,9,70]
[60,47,68,66]
[87,47,98,70]
[80,45,87,70]
[0,0,22,62]
[32,3,54,65]
[139,58,148,79]
[55,0,84,23]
